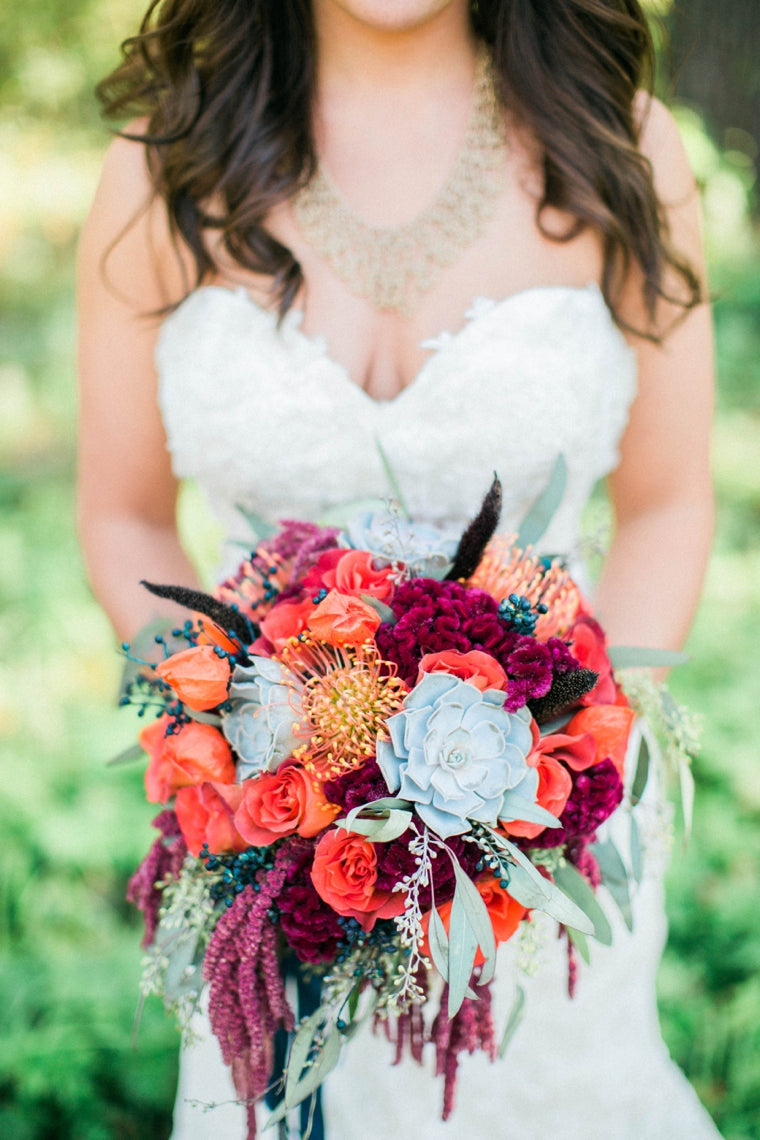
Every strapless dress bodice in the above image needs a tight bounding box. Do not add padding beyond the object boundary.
[156,282,637,561]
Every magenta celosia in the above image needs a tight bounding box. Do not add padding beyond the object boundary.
[277,845,344,964]
[127,810,187,947]
[529,758,624,848]
[376,578,580,710]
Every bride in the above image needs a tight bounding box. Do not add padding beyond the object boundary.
[78,0,719,1137]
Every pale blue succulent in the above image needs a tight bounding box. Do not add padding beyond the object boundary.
[222,657,302,778]
[376,674,536,839]
[341,508,459,578]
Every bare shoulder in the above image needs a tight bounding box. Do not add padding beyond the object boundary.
[633,92,698,206]
[79,118,190,310]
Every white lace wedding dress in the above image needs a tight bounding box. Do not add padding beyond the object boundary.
[157,282,722,1139]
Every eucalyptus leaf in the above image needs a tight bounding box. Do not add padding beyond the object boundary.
[107,742,146,767]
[516,453,567,549]
[493,836,595,934]
[499,985,525,1059]
[499,789,561,829]
[346,983,361,1023]
[591,839,633,931]
[630,733,650,806]
[447,885,478,1018]
[161,926,202,1002]
[450,857,497,985]
[338,809,412,843]
[269,1029,342,1126]
[568,926,591,965]
[630,814,644,885]
[284,1009,326,1104]
[375,435,411,518]
[184,707,223,727]
[607,646,689,669]
[553,862,612,946]
[428,904,450,982]
[234,504,277,541]
[360,594,397,625]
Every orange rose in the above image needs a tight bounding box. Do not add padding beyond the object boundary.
[141,715,236,804]
[311,828,406,931]
[175,781,247,856]
[502,749,573,839]
[417,649,508,693]
[155,645,231,711]
[260,597,316,653]
[234,765,340,846]
[327,550,394,601]
[306,590,381,646]
[565,704,635,778]
[567,616,617,706]
[421,875,527,964]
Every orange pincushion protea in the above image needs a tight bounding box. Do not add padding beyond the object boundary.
[468,536,581,639]
[280,636,408,781]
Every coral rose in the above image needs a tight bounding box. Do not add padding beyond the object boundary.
[174,781,247,856]
[567,616,617,706]
[141,715,236,803]
[421,875,527,964]
[328,550,394,601]
[260,597,316,653]
[417,649,508,693]
[311,828,406,931]
[234,764,339,846]
[501,738,573,840]
[155,645,231,711]
[565,704,636,778]
[307,590,381,646]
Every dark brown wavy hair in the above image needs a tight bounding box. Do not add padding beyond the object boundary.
[98,0,702,337]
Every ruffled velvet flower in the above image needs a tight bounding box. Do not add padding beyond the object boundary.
[222,657,302,778]
[528,758,623,848]
[277,845,345,964]
[376,578,579,712]
[377,673,536,838]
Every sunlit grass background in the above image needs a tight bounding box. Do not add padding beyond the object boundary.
[1,2,758,1137]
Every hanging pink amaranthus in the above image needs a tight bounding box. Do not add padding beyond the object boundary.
[431,980,497,1120]
[204,843,302,1138]
[127,810,187,947]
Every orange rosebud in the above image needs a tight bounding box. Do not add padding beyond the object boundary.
[234,764,339,846]
[155,645,231,711]
[327,550,394,601]
[311,828,405,931]
[306,589,381,647]
[140,715,236,804]
[417,649,508,693]
[565,705,636,778]
[260,597,316,652]
[194,617,240,655]
[421,875,527,963]
[175,781,247,856]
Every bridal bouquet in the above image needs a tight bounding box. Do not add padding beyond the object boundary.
[123,476,678,1135]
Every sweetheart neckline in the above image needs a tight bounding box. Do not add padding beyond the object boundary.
[160,280,628,408]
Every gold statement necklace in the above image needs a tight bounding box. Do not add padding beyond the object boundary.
[292,48,508,317]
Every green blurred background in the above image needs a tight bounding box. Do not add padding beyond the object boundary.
[0,1,758,1137]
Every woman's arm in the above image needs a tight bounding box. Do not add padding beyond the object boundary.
[77,132,201,642]
[594,97,714,652]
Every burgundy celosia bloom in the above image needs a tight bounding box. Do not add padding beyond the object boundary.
[376,578,580,711]
[529,758,624,849]
[127,810,187,947]
[277,845,344,964]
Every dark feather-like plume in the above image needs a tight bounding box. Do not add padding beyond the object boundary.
[140,581,257,645]
[445,476,502,582]
[527,668,599,724]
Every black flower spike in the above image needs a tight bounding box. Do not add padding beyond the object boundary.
[140,581,257,646]
[528,668,599,724]
[445,475,503,582]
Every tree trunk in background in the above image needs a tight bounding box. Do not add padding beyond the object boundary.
[665,0,759,183]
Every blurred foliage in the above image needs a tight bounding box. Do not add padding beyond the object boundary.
[1,2,759,1139]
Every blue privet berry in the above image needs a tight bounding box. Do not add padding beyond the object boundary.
[497,592,548,635]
